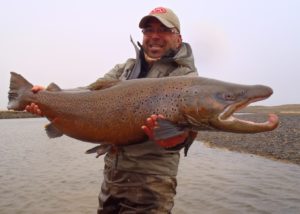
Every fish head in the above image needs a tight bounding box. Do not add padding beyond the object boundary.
[180,79,278,133]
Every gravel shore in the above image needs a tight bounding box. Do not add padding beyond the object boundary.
[197,113,300,165]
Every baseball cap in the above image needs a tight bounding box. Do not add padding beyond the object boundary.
[139,7,181,32]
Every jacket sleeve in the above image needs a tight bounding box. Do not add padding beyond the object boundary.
[168,67,199,77]
[87,59,135,89]
[100,62,127,80]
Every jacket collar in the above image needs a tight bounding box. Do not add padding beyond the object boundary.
[128,37,196,79]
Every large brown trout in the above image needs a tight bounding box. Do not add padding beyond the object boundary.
[8,72,278,149]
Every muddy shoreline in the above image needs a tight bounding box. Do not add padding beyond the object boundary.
[197,113,300,165]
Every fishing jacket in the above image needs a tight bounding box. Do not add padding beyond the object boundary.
[93,41,198,176]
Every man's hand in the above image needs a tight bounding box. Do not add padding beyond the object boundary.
[141,114,188,148]
[25,85,45,116]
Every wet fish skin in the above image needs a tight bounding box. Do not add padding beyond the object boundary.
[7,72,279,146]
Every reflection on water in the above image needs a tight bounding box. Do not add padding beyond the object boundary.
[0,118,300,214]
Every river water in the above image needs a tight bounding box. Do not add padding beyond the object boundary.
[1,118,300,214]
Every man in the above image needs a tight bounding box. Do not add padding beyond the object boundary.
[26,7,198,213]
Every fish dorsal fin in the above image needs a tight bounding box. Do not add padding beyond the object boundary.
[46,82,62,91]
[88,79,121,91]
[45,123,64,138]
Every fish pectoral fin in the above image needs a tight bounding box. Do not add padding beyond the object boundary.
[85,144,112,158]
[153,118,186,140]
[165,131,198,156]
[183,131,198,157]
[46,82,62,91]
[88,79,121,91]
[45,123,64,138]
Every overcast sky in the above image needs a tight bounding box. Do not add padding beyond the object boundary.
[1,0,299,110]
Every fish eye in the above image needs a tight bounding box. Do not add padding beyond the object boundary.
[215,92,237,102]
[223,93,236,101]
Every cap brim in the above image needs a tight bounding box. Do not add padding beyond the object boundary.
[139,15,175,29]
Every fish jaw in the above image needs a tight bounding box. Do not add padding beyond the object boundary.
[215,113,279,133]
[212,92,279,133]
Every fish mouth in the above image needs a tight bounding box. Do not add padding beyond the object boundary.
[216,95,279,133]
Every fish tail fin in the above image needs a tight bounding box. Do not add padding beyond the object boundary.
[7,72,33,111]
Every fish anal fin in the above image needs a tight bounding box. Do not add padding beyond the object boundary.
[88,79,121,91]
[45,123,64,138]
[85,144,112,158]
[46,83,62,92]
[153,118,185,141]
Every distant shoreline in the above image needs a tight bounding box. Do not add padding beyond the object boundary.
[0,111,40,119]
[238,104,300,114]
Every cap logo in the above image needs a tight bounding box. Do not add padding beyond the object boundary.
[150,7,167,14]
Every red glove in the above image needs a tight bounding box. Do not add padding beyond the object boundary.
[141,114,188,148]
[25,85,45,116]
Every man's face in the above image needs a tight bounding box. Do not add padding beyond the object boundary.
[142,18,182,59]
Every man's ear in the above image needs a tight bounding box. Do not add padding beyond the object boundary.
[177,34,182,48]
